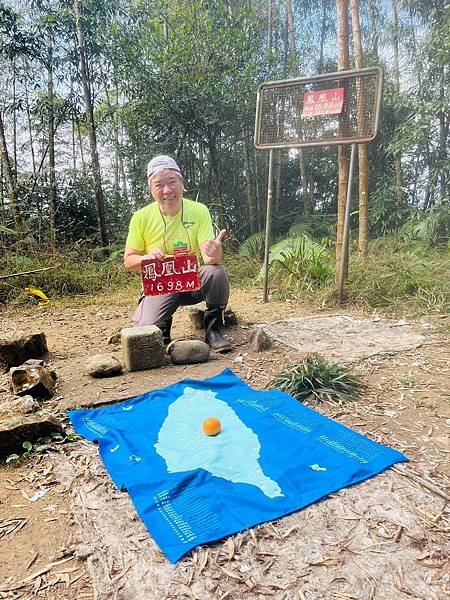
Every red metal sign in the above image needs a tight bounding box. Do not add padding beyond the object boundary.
[141,253,200,296]
[302,87,345,118]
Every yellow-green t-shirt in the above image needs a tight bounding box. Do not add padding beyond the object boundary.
[125,198,214,259]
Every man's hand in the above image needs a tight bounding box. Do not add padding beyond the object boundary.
[200,229,227,265]
[124,247,166,272]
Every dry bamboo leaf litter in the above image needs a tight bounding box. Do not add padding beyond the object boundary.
[0,556,75,592]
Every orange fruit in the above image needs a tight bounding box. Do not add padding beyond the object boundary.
[202,417,221,436]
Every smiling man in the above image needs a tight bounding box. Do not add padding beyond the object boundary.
[124,155,232,352]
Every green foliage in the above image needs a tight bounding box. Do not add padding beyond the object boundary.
[238,231,265,260]
[347,238,450,314]
[271,355,362,404]
[369,177,411,235]
[288,216,335,241]
[258,234,334,289]
[399,203,450,246]
[0,249,137,304]
[4,431,76,464]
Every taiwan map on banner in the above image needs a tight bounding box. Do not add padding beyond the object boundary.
[68,369,407,563]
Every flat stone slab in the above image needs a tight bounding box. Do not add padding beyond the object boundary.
[259,315,429,363]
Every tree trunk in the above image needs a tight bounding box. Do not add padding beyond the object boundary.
[75,0,108,246]
[119,121,129,205]
[47,34,57,253]
[207,133,226,229]
[391,0,402,205]
[103,80,120,206]
[0,111,22,229]
[285,0,309,218]
[76,121,86,171]
[12,59,17,184]
[369,0,379,59]
[243,131,257,233]
[70,78,77,171]
[0,158,4,230]
[24,78,37,177]
[285,0,296,76]
[336,0,350,280]
[318,0,327,72]
[267,0,273,54]
[350,0,369,258]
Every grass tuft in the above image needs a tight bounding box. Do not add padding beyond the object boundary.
[271,355,363,404]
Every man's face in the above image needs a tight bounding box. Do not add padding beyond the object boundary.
[150,169,183,215]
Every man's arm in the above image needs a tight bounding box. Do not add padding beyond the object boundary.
[124,247,166,272]
[199,229,227,265]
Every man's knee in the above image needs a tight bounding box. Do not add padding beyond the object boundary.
[200,264,228,283]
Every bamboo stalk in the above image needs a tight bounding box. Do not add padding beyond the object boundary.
[0,266,59,280]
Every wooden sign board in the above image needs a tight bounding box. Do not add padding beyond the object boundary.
[141,254,200,296]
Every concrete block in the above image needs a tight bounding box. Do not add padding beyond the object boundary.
[121,326,167,372]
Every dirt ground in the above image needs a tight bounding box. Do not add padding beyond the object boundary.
[0,288,449,600]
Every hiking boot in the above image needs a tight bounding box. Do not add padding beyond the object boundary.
[204,304,232,352]
[156,317,172,346]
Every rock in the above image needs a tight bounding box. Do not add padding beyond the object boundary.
[167,340,210,365]
[0,395,39,416]
[249,328,272,352]
[188,306,238,331]
[107,332,121,345]
[188,307,205,331]
[9,365,57,399]
[0,412,64,459]
[0,332,48,369]
[121,326,168,372]
[22,359,45,367]
[224,308,238,327]
[86,354,123,378]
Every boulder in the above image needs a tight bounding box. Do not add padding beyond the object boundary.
[86,354,123,378]
[167,340,210,365]
[9,365,57,399]
[0,412,63,458]
[0,332,48,369]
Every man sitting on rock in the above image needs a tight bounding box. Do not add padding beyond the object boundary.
[124,155,232,353]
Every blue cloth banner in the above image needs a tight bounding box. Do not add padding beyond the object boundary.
[68,368,407,563]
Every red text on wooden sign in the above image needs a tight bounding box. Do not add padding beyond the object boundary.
[141,254,200,296]
[302,87,345,118]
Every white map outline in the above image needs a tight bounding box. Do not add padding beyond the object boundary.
[155,387,284,499]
